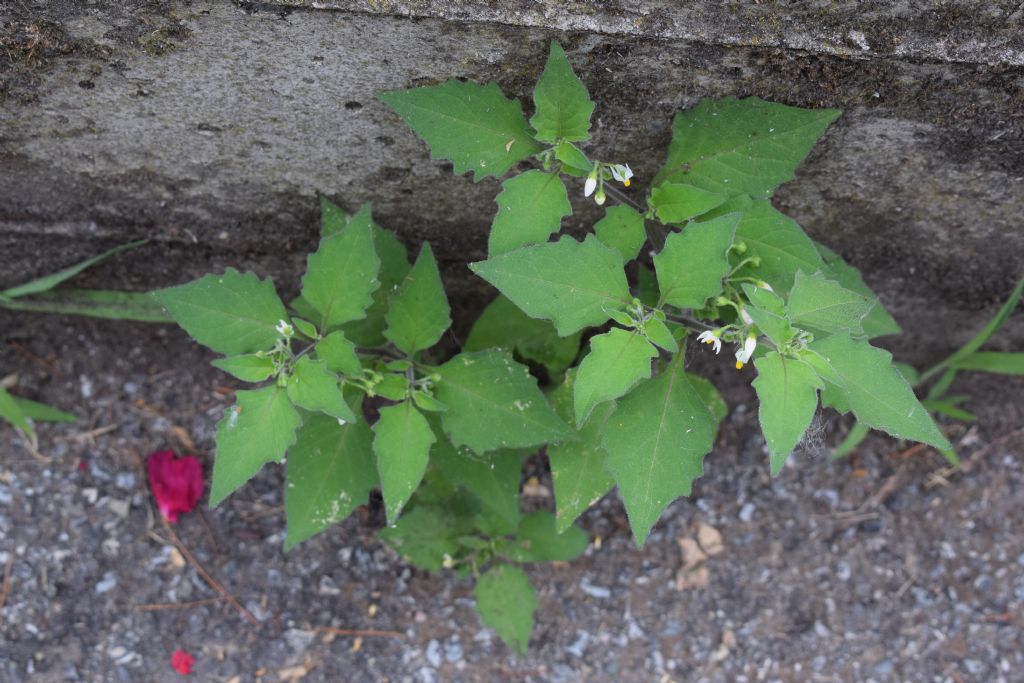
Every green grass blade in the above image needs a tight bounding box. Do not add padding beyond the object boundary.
[0,289,173,322]
[1,240,148,299]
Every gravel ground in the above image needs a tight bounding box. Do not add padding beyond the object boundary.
[2,312,1023,683]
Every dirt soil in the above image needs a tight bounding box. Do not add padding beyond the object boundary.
[1,311,1023,683]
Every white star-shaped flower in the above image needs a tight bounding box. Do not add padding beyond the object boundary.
[735,333,757,370]
[609,163,633,187]
[697,330,723,354]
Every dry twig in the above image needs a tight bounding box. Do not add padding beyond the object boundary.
[151,522,260,627]
[314,626,404,639]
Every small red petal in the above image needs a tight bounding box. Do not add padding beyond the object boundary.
[171,649,195,675]
[147,450,204,524]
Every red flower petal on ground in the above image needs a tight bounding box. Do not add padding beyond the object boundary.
[171,649,195,675]
[147,450,203,523]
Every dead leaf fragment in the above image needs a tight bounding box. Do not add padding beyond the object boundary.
[677,537,707,571]
[710,629,735,662]
[675,565,710,590]
[696,522,724,556]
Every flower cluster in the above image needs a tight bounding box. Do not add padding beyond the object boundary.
[584,162,633,205]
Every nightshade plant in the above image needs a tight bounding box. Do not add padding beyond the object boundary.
[150,42,988,652]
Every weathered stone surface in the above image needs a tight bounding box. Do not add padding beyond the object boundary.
[1,0,1022,361]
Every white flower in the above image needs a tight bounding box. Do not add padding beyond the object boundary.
[276,319,294,338]
[739,306,754,325]
[756,280,774,292]
[584,165,599,197]
[609,163,633,187]
[594,186,606,205]
[735,333,757,369]
[697,330,722,354]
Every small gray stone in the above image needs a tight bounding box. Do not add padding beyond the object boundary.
[444,640,463,663]
[425,639,442,668]
[964,660,985,675]
[566,630,590,658]
[114,473,135,491]
[739,503,755,523]
[318,575,341,596]
[95,573,117,594]
[284,628,316,653]
[579,577,611,599]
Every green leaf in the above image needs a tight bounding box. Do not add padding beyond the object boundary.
[2,239,148,299]
[470,235,631,336]
[373,401,435,522]
[488,171,571,256]
[950,352,1024,376]
[291,317,318,340]
[654,213,739,309]
[923,275,1024,382]
[733,201,823,293]
[372,374,410,401]
[643,317,678,353]
[809,335,950,449]
[284,413,377,549]
[412,391,448,413]
[475,565,537,654]
[574,328,657,426]
[695,193,754,222]
[530,42,594,143]
[434,350,572,453]
[741,286,793,347]
[743,283,786,315]
[210,385,301,506]
[430,422,522,532]
[548,373,615,533]
[507,511,588,562]
[923,399,977,422]
[815,243,901,338]
[465,295,582,375]
[211,354,276,383]
[286,357,356,423]
[380,80,542,181]
[752,352,823,475]
[380,505,460,572]
[315,331,363,376]
[301,205,381,329]
[636,264,660,308]
[603,356,716,545]
[11,396,76,423]
[656,97,841,198]
[594,205,647,262]
[320,196,348,238]
[554,141,591,174]
[342,224,411,346]
[649,183,728,225]
[688,374,728,427]
[894,362,920,385]
[0,289,174,322]
[154,269,289,356]
[383,243,451,354]
[0,388,31,434]
[787,271,871,335]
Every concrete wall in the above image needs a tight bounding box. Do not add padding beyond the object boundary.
[2,1,1023,362]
